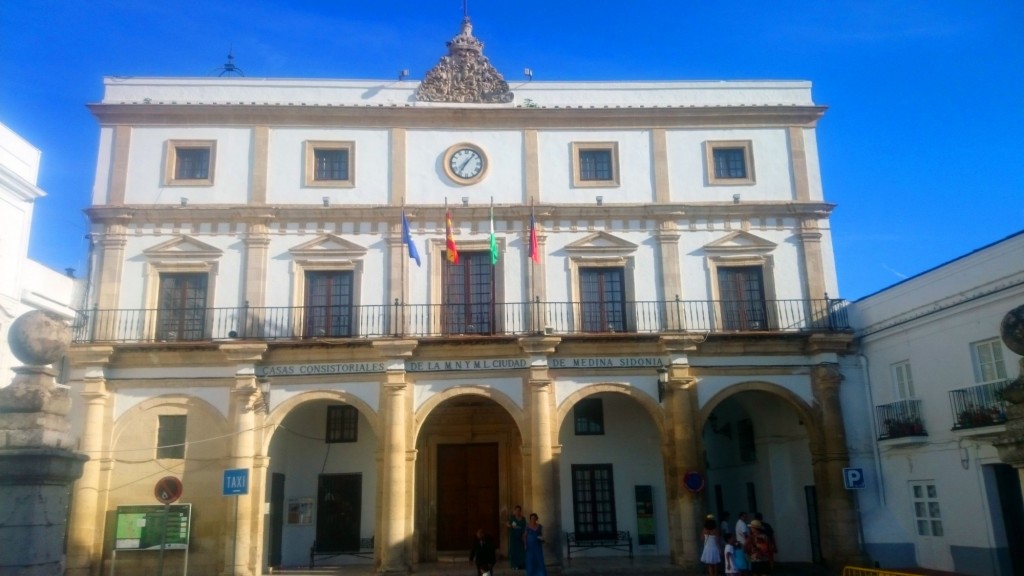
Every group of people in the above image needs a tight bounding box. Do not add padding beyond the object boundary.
[469,505,547,576]
[700,511,777,576]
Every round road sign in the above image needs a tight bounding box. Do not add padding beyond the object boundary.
[155,476,184,504]
[683,471,706,493]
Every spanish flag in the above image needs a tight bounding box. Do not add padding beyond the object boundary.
[445,209,459,264]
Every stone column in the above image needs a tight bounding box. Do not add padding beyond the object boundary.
[66,345,115,576]
[242,221,271,313]
[0,312,87,576]
[219,343,267,576]
[373,340,418,574]
[660,335,703,568]
[655,223,683,330]
[810,362,865,566]
[93,218,129,341]
[518,335,561,564]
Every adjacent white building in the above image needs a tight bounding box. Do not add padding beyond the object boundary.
[0,122,77,382]
[850,230,1024,576]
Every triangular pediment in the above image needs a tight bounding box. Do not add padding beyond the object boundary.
[143,235,222,259]
[703,231,777,254]
[564,232,638,256]
[289,234,367,259]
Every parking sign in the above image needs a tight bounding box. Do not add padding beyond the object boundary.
[843,467,865,490]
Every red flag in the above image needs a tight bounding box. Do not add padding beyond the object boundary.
[445,209,459,264]
[528,209,540,263]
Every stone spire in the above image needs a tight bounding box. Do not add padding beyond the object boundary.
[417,17,514,104]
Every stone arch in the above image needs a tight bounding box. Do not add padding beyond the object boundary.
[556,382,667,438]
[261,389,380,454]
[700,380,825,458]
[111,393,229,447]
[414,384,526,439]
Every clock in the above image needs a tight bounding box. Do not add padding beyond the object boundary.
[443,143,488,185]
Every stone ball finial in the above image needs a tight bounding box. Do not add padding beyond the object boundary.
[8,310,70,366]
[1001,304,1024,357]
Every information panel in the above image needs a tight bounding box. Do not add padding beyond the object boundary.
[114,504,192,551]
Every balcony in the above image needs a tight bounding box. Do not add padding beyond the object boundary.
[71,298,849,344]
[875,398,927,443]
[949,380,1011,432]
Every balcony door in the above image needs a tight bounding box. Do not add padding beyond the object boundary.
[579,267,627,332]
[157,273,208,341]
[443,252,494,335]
[305,271,354,337]
[717,266,768,331]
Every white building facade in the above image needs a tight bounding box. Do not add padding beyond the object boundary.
[66,19,864,575]
[851,231,1024,576]
[0,122,77,383]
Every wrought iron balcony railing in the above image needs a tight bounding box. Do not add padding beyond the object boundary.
[875,398,927,440]
[71,298,849,344]
[948,380,1012,430]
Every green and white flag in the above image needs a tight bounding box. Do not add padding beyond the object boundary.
[489,203,499,265]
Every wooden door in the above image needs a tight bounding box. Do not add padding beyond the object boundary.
[437,443,499,551]
[316,473,362,551]
[268,473,285,567]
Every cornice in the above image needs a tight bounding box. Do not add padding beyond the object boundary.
[87,103,827,129]
[84,201,835,225]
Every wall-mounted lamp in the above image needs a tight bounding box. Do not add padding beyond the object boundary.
[246,377,272,414]
[180,197,188,207]
[524,68,533,81]
[732,193,741,204]
[707,413,733,439]
[596,195,603,206]
[398,69,410,81]
[462,196,469,207]
[656,367,668,403]
[323,196,330,207]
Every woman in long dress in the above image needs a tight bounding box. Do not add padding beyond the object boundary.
[700,515,722,576]
[507,505,527,570]
[523,513,548,576]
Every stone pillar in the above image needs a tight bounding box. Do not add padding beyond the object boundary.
[655,223,683,330]
[242,221,271,313]
[66,345,115,576]
[0,312,87,576]
[373,340,418,574]
[93,218,129,341]
[810,362,865,566]
[518,335,561,565]
[660,335,703,568]
[219,343,267,576]
[992,305,1024,501]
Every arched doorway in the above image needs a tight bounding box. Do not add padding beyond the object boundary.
[557,388,668,557]
[264,395,379,569]
[415,390,524,562]
[702,388,819,562]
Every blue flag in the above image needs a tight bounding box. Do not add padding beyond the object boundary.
[402,210,421,267]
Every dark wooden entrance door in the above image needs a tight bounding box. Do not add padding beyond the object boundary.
[268,473,285,567]
[437,443,499,551]
[316,473,362,551]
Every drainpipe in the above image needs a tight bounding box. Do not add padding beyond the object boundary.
[859,353,886,505]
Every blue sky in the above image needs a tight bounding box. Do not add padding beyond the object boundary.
[2,1,1022,300]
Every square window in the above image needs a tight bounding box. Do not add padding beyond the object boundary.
[572,142,619,187]
[165,140,216,185]
[705,141,755,185]
[326,405,358,443]
[574,398,605,435]
[157,415,187,459]
[305,141,355,187]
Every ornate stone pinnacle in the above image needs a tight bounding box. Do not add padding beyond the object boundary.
[417,17,514,104]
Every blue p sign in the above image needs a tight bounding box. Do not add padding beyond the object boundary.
[843,467,865,490]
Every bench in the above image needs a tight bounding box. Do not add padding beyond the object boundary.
[309,536,374,568]
[565,530,633,560]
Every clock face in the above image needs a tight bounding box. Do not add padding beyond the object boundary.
[444,144,487,184]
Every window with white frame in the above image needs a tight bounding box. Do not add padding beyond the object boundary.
[910,481,943,537]
[164,140,216,185]
[892,361,915,400]
[971,338,1007,384]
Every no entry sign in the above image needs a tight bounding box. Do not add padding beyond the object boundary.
[154,476,183,504]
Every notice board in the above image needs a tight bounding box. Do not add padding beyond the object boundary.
[114,504,192,551]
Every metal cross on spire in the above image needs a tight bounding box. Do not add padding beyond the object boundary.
[463,0,469,19]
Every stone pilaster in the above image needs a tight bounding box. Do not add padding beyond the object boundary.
[810,363,865,567]
[94,218,129,340]
[66,345,114,576]
[655,223,683,329]
[219,343,268,576]
[241,220,271,312]
[372,340,418,574]
[518,336,561,565]
[797,218,827,301]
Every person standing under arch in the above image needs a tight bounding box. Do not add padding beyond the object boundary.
[507,505,527,570]
[524,513,548,576]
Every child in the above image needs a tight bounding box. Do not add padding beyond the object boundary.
[724,533,739,576]
[730,531,750,575]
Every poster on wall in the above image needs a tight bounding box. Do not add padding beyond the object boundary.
[288,498,314,524]
[634,485,655,546]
